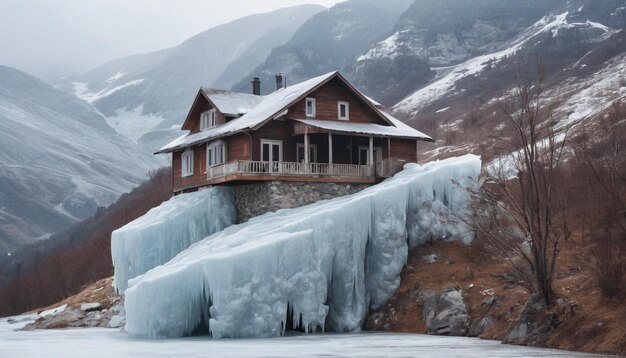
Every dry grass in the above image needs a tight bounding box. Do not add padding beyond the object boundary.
[365,236,626,355]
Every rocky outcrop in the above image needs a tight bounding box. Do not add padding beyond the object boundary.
[420,286,469,336]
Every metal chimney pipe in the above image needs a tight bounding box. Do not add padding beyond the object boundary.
[251,77,261,95]
[275,73,284,91]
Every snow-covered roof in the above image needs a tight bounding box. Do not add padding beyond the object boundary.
[293,119,432,140]
[157,71,431,153]
[201,88,264,116]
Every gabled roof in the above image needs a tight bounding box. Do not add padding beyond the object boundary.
[200,88,264,117]
[156,71,432,154]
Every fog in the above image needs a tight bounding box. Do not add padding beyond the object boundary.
[0,0,340,81]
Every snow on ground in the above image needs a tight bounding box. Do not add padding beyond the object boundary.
[120,155,480,338]
[39,304,68,317]
[0,316,599,358]
[104,104,166,143]
[552,52,626,129]
[357,30,405,62]
[112,187,237,293]
[72,79,145,104]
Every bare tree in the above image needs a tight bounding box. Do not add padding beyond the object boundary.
[571,101,625,297]
[468,63,568,306]
[572,101,626,229]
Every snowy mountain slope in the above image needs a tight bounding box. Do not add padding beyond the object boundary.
[60,5,323,151]
[386,1,626,160]
[0,65,162,255]
[230,0,414,95]
[113,155,480,338]
[349,0,566,106]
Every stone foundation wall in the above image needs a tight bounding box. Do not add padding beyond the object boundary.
[232,181,371,223]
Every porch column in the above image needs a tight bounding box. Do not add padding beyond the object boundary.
[416,140,419,163]
[328,132,333,165]
[304,127,310,164]
[369,135,374,166]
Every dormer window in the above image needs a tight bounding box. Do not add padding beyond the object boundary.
[181,149,194,177]
[338,101,349,120]
[200,109,217,131]
[305,98,316,117]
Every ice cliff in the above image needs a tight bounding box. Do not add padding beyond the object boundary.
[111,187,237,292]
[117,155,481,338]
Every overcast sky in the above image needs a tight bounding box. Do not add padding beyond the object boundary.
[0,0,341,81]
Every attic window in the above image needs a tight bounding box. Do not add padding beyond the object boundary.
[338,101,349,120]
[200,109,217,131]
[181,149,194,177]
[305,98,316,117]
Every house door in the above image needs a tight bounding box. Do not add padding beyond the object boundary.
[358,146,382,166]
[261,139,282,172]
[297,143,317,163]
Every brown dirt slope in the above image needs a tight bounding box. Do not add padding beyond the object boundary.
[365,239,626,356]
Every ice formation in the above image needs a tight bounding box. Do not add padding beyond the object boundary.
[111,187,237,292]
[121,155,481,338]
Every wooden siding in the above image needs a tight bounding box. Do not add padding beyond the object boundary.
[227,133,250,161]
[389,138,417,163]
[172,145,207,192]
[250,121,298,162]
[287,78,387,125]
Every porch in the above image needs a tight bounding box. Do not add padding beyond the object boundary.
[206,158,407,185]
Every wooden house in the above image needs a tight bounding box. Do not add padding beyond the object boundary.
[156,71,433,194]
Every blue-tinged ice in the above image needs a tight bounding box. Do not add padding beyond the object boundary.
[121,155,481,338]
[111,187,237,292]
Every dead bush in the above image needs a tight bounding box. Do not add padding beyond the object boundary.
[592,228,625,298]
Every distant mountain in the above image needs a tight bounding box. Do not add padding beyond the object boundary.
[350,0,564,105]
[389,0,626,160]
[230,0,414,95]
[60,5,324,151]
[0,65,162,256]
[56,0,626,165]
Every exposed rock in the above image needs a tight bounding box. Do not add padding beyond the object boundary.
[22,297,124,330]
[420,286,469,336]
[422,254,438,264]
[481,295,502,308]
[504,294,551,345]
[80,302,102,312]
[469,315,495,337]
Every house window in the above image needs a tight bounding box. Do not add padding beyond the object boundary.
[181,149,194,177]
[338,101,349,120]
[296,143,317,163]
[200,109,217,131]
[207,140,226,168]
[305,98,316,117]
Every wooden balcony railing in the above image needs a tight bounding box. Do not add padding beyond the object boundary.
[208,160,374,179]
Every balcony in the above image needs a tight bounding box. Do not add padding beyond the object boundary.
[205,159,407,185]
[208,160,374,180]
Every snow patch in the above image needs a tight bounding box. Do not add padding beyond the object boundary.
[106,71,126,83]
[40,304,68,317]
[74,79,145,103]
[357,31,403,62]
[104,104,165,143]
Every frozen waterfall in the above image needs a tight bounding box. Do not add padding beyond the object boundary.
[111,187,237,292]
[117,155,481,338]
